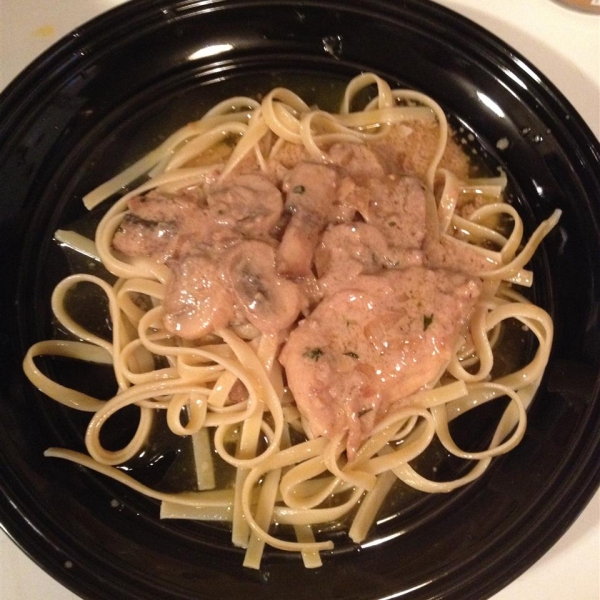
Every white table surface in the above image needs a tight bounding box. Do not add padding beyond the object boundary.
[1,0,598,598]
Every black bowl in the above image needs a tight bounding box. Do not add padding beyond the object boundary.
[1,1,599,599]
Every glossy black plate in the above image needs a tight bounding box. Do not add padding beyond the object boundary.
[1,1,599,599]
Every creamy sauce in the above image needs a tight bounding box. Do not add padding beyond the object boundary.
[112,122,489,457]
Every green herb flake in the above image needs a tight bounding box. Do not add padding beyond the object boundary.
[423,314,434,331]
[292,185,306,194]
[343,351,359,359]
[303,347,324,361]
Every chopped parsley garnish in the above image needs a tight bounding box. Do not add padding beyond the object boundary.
[423,314,434,331]
[343,351,359,359]
[303,347,324,361]
[292,184,306,194]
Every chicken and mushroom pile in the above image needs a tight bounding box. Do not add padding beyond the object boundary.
[113,127,484,457]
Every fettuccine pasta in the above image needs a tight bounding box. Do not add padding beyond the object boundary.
[24,73,559,569]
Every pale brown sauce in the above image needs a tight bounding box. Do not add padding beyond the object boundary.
[112,119,497,458]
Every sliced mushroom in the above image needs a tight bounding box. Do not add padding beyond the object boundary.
[277,162,339,277]
[225,240,303,335]
[162,254,234,339]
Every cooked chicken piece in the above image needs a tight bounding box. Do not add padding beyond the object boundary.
[279,267,481,459]
[355,175,428,250]
[315,222,424,297]
[327,142,392,182]
[206,173,283,238]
